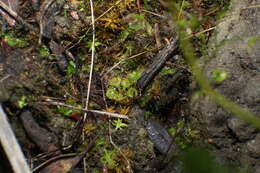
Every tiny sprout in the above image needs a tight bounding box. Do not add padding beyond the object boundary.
[211,69,228,83]
[112,119,128,130]
[18,96,27,108]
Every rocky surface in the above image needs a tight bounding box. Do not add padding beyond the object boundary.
[191,0,260,172]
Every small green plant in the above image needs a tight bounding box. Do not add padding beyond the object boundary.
[38,45,50,57]
[106,68,143,102]
[159,67,175,76]
[112,119,128,130]
[18,96,28,108]
[67,60,77,76]
[95,137,106,148]
[2,33,28,47]
[100,149,116,168]
[128,13,153,36]
[85,40,102,52]
[57,100,81,117]
[210,69,228,83]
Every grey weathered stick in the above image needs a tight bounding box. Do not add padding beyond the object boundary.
[0,1,37,32]
[0,104,32,173]
[136,36,179,93]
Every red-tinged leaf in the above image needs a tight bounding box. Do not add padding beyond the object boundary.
[69,112,81,121]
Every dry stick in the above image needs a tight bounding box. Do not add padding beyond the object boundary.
[38,0,56,45]
[154,23,162,49]
[141,9,164,18]
[32,138,96,173]
[84,0,95,114]
[42,99,129,119]
[102,49,156,77]
[0,105,31,173]
[185,26,216,40]
[95,0,122,21]
[0,1,38,32]
[83,0,95,172]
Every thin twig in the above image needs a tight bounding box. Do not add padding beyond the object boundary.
[84,0,95,113]
[41,99,129,119]
[102,48,158,77]
[185,26,216,40]
[0,1,38,32]
[32,138,96,173]
[38,0,56,45]
[95,0,122,21]
[141,9,164,18]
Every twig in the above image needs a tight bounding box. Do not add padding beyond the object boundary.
[0,74,10,82]
[137,36,179,93]
[95,0,122,21]
[154,23,162,49]
[38,0,56,45]
[32,138,96,172]
[41,99,129,119]
[0,1,38,32]
[0,105,31,173]
[185,26,216,40]
[88,110,129,119]
[84,0,95,113]
[102,48,158,77]
[141,9,164,18]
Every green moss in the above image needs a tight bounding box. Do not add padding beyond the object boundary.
[3,33,28,47]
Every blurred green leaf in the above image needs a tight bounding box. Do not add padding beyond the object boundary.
[160,67,175,76]
[67,61,77,76]
[181,147,229,173]
[127,68,143,84]
[38,45,50,57]
[108,77,122,88]
[4,34,28,47]
[126,87,138,98]
[18,96,27,108]
[121,79,131,89]
[211,69,228,83]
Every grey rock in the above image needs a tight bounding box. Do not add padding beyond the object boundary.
[246,134,260,157]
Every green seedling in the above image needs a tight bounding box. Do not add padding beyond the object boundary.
[38,45,50,57]
[57,100,81,117]
[128,13,153,36]
[112,119,128,130]
[3,33,28,47]
[210,69,228,83]
[67,60,77,76]
[106,68,143,102]
[100,149,116,168]
[18,96,28,108]
[159,67,175,76]
[86,40,102,52]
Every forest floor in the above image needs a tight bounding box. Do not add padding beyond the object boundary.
[0,0,259,173]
